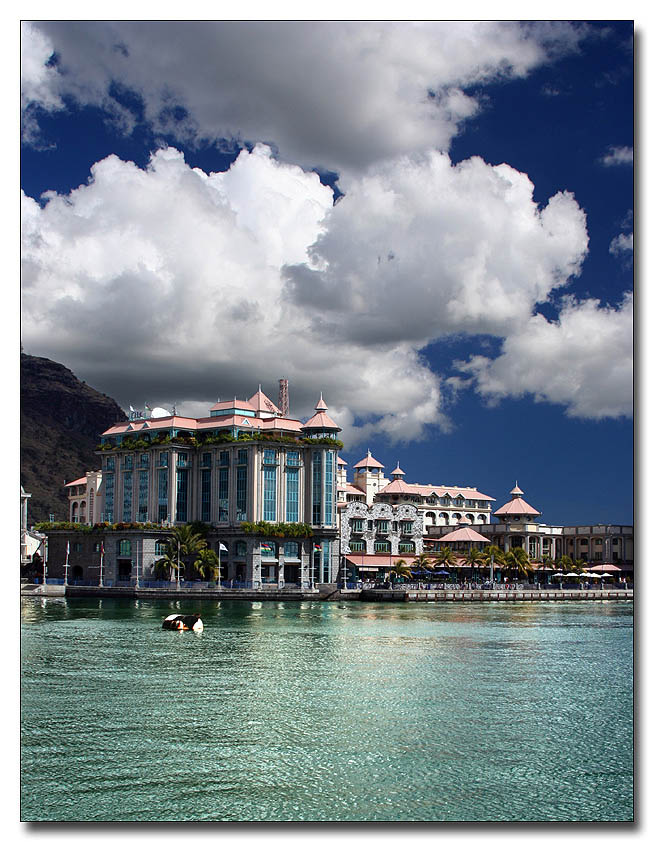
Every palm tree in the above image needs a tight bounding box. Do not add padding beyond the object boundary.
[388,559,413,584]
[435,546,456,568]
[467,547,484,581]
[168,525,208,588]
[412,552,434,577]
[479,544,505,585]
[153,548,184,582]
[193,548,221,583]
[503,547,532,580]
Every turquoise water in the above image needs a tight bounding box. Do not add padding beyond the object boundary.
[21,597,633,822]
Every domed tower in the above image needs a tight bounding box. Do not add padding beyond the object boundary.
[352,450,389,505]
[300,394,341,440]
[493,484,541,525]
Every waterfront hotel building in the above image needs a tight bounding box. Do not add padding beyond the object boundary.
[55,387,342,590]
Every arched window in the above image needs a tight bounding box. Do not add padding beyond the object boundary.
[118,539,132,557]
[71,501,79,522]
[398,541,415,555]
[283,541,300,559]
[477,515,487,524]
[235,540,247,557]
[425,511,436,526]
[439,512,448,521]
[261,541,277,557]
[374,541,391,553]
[79,501,87,523]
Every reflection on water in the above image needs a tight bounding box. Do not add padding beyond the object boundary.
[21,598,633,822]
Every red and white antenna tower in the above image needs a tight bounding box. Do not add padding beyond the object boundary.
[278,378,289,417]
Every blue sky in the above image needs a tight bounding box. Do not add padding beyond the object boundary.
[20,20,633,524]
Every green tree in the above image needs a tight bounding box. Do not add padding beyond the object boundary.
[193,548,221,583]
[167,525,208,588]
[435,546,457,567]
[153,549,184,582]
[412,552,434,577]
[503,547,532,580]
[388,559,413,583]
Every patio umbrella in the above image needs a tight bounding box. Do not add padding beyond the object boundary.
[552,572,565,577]
[589,563,621,573]
[564,572,580,578]
[587,572,602,579]
[579,572,592,578]
[600,572,614,578]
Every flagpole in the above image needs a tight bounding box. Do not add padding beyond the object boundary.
[218,544,222,588]
[64,541,70,587]
[99,542,104,588]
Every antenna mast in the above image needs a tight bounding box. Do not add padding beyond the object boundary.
[278,378,289,417]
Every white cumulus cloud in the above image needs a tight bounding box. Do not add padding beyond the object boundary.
[455,294,633,419]
[19,143,617,445]
[22,20,591,173]
[600,145,633,166]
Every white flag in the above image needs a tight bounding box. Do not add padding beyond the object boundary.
[219,543,228,552]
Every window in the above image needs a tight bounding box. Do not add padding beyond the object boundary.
[118,539,131,557]
[595,538,603,546]
[286,468,299,523]
[219,450,230,466]
[263,448,277,465]
[376,520,390,533]
[73,542,82,552]
[103,473,114,522]
[374,541,391,554]
[283,541,300,559]
[237,449,248,465]
[287,451,300,466]
[122,471,133,522]
[155,540,168,555]
[261,541,276,557]
[201,452,212,468]
[349,540,365,552]
[140,453,149,468]
[312,452,322,526]
[93,543,101,553]
[124,454,133,470]
[177,452,189,468]
[400,521,413,535]
[351,519,364,533]
[219,467,229,522]
[263,465,277,521]
[157,469,168,522]
[176,468,188,522]
[399,541,415,554]
[105,456,115,472]
[324,451,334,526]
[236,466,247,521]
[158,452,168,468]
[138,471,149,522]
[201,468,211,522]
[235,540,247,557]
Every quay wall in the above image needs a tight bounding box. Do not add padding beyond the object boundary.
[21,585,633,602]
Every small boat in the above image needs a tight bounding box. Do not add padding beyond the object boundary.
[162,613,203,631]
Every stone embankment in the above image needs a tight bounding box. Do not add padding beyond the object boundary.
[21,583,632,602]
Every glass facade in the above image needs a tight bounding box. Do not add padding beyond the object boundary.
[138,471,149,522]
[176,469,188,522]
[236,466,247,522]
[263,466,277,521]
[322,540,330,582]
[324,451,334,526]
[286,468,299,522]
[122,472,133,522]
[312,452,322,526]
[287,451,300,466]
[158,452,168,468]
[104,472,114,522]
[157,468,168,522]
[201,468,211,522]
[218,467,229,522]
[283,541,300,558]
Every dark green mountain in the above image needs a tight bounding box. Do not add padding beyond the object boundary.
[20,353,126,524]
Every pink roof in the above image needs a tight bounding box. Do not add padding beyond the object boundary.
[345,484,366,496]
[353,452,385,469]
[493,498,540,516]
[376,478,419,496]
[411,484,495,502]
[337,456,347,465]
[391,463,406,476]
[208,398,256,412]
[511,484,524,495]
[302,410,341,430]
[102,416,199,436]
[249,387,281,415]
[315,394,328,411]
[64,477,87,487]
[436,527,490,543]
[346,554,418,567]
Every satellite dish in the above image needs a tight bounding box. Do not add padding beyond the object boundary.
[150,406,170,419]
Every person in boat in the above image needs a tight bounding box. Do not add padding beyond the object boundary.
[162,614,203,631]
